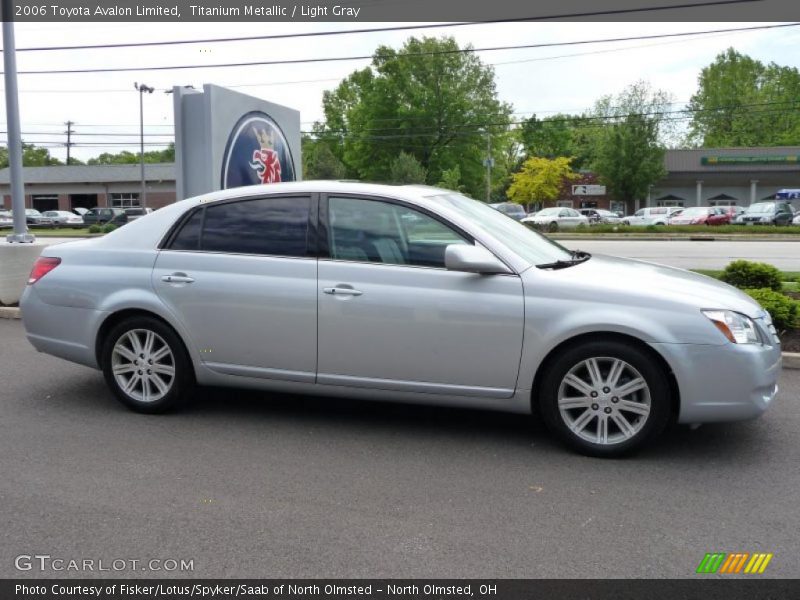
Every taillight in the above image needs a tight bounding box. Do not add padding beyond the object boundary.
[27,257,61,285]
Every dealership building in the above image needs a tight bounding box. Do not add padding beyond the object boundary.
[0,163,176,212]
[1,146,798,214]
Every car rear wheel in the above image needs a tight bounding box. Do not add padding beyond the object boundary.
[538,340,671,457]
[101,316,194,413]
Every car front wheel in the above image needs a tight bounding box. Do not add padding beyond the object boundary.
[538,340,671,457]
[548,222,559,232]
[101,316,194,413]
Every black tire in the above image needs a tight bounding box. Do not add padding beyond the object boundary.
[538,340,671,457]
[548,221,559,233]
[100,315,195,414]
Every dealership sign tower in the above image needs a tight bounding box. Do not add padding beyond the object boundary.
[173,84,301,200]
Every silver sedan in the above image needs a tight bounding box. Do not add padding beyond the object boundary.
[21,182,781,457]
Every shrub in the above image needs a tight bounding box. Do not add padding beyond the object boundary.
[720,260,782,291]
[744,288,799,331]
[101,223,117,234]
[87,224,102,234]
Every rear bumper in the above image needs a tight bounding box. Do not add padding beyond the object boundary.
[21,286,106,369]
[650,341,781,423]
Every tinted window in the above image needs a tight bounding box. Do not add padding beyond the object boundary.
[169,209,204,251]
[328,196,467,268]
[198,197,310,256]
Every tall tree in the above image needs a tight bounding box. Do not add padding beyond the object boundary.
[302,137,347,179]
[688,48,800,146]
[0,143,64,168]
[318,36,511,198]
[590,81,671,214]
[507,156,578,207]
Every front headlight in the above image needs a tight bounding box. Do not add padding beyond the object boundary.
[702,310,760,344]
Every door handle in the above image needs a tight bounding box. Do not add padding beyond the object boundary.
[162,273,195,284]
[323,287,363,296]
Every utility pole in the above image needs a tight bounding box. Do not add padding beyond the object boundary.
[3,12,33,242]
[64,121,74,165]
[134,82,154,209]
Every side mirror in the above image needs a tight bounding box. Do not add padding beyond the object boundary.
[444,244,512,275]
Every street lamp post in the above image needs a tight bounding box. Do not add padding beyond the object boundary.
[134,83,154,210]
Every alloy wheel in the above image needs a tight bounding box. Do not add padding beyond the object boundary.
[557,356,651,445]
[111,329,176,403]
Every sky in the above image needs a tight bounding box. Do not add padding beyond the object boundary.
[2,20,800,162]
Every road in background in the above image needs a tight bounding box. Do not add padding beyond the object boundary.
[1,319,798,578]
[557,239,800,270]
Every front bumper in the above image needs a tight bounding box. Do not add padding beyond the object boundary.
[650,340,781,424]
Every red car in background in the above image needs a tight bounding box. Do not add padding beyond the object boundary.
[668,206,732,226]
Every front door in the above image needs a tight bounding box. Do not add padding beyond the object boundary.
[317,195,525,398]
[153,194,318,383]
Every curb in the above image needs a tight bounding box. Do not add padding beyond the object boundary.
[0,306,21,320]
[2,305,797,369]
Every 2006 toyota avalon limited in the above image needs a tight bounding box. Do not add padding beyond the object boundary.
[21,182,781,456]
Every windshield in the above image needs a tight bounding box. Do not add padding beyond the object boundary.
[747,203,774,214]
[427,193,574,266]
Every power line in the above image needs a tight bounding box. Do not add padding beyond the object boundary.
[4,22,797,76]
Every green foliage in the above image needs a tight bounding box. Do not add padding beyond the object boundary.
[688,48,800,146]
[743,288,799,331]
[101,224,118,234]
[86,143,175,165]
[389,151,427,184]
[317,36,511,198]
[519,114,594,170]
[721,260,783,291]
[507,156,578,205]
[88,225,102,234]
[589,81,671,212]
[0,143,64,168]
[302,139,347,179]
[436,165,464,192]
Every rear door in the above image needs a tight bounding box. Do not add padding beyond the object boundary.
[153,194,318,383]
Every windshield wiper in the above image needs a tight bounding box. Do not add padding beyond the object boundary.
[536,250,592,270]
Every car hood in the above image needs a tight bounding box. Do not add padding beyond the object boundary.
[533,254,764,318]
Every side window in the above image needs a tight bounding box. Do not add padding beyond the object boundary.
[200,196,310,257]
[327,196,468,268]
[169,209,204,251]
[635,209,645,217]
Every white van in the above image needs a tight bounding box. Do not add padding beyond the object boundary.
[624,206,684,226]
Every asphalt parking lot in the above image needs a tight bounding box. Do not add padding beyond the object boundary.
[1,318,798,579]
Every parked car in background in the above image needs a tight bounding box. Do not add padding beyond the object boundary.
[42,210,85,228]
[16,209,56,228]
[624,206,684,226]
[580,208,624,225]
[0,210,12,228]
[20,181,782,457]
[720,206,746,221]
[734,201,795,226]
[792,210,800,226]
[489,202,527,221]
[72,207,89,217]
[668,206,731,226]
[521,207,590,232]
[124,207,154,221]
[83,207,128,227]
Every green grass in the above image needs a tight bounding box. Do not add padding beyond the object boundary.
[554,224,800,235]
[27,227,97,237]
